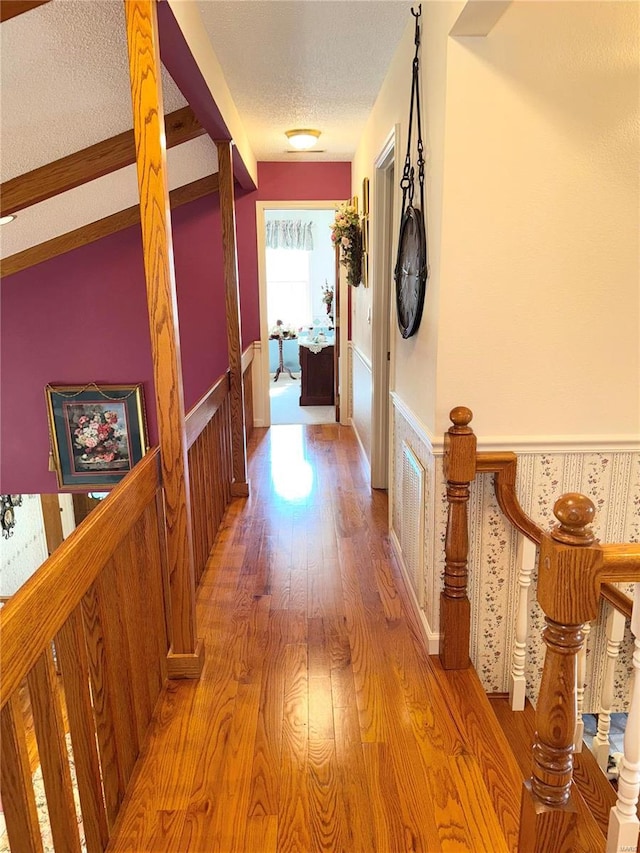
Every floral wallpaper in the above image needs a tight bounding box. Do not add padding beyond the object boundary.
[391,398,639,714]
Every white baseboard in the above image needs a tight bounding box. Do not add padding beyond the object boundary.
[350,416,370,475]
[389,528,440,655]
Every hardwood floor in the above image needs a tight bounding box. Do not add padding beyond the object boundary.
[109,424,511,852]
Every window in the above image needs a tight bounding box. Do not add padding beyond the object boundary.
[266,248,312,329]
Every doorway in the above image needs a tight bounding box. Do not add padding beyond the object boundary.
[371,128,398,489]
[256,203,342,427]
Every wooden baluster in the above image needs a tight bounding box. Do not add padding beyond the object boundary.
[607,584,640,853]
[510,536,537,710]
[573,619,591,752]
[592,606,626,770]
[0,693,43,853]
[439,406,477,670]
[519,493,603,853]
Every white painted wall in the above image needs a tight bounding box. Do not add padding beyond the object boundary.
[353,0,640,444]
[352,2,464,435]
[0,495,48,597]
[436,1,640,441]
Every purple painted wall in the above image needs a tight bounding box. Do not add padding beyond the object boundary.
[0,161,350,494]
[1,196,226,494]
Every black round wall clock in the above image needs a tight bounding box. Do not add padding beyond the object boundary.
[395,205,427,339]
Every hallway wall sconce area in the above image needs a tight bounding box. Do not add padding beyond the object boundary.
[285,128,321,150]
[1,494,22,538]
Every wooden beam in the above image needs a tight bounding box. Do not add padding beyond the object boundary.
[1,106,204,217]
[216,140,249,497]
[124,0,203,677]
[0,173,219,277]
[0,0,50,23]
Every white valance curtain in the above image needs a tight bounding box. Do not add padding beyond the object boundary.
[265,220,314,251]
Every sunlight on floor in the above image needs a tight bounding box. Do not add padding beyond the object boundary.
[270,425,314,502]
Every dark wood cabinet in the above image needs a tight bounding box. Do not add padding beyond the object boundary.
[299,344,334,406]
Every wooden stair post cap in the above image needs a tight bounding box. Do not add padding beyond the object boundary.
[449,406,473,428]
[551,493,596,546]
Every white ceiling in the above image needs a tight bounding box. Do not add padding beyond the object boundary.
[197,0,410,161]
[0,0,411,258]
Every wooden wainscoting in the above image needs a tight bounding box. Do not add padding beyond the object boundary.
[186,375,233,588]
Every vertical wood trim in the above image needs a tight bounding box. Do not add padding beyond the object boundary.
[124,0,202,670]
[56,608,110,852]
[216,140,249,497]
[0,694,44,853]
[27,647,82,853]
[40,495,64,557]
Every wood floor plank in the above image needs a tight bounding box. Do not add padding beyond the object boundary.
[244,815,278,852]
[308,738,348,852]
[332,703,377,852]
[448,753,511,853]
[277,643,310,853]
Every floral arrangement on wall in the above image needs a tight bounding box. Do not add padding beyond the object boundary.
[72,409,127,466]
[330,202,362,287]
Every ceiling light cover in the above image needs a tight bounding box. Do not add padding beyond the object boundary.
[0,214,17,226]
[285,129,321,150]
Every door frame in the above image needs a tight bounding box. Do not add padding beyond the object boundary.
[255,200,347,427]
[371,127,400,489]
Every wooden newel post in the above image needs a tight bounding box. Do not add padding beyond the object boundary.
[439,406,477,670]
[519,493,602,853]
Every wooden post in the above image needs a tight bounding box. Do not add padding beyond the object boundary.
[124,0,203,678]
[439,406,477,670]
[519,493,602,852]
[216,140,249,497]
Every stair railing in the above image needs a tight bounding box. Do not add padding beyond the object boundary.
[440,407,640,853]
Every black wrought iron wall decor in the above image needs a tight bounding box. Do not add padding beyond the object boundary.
[1,494,23,539]
[394,5,429,339]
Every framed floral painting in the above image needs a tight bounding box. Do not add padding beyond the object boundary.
[45,383,148,490]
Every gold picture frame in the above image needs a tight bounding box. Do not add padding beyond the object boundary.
[45,383,148,491]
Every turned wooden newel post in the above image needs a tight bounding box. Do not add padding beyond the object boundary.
[439,406,477,670]
[519,493,603,853]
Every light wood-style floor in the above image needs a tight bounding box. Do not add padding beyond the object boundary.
[109,423,510,852]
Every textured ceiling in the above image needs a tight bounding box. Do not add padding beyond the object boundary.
[0,0,187,182]
[197,0,410,161]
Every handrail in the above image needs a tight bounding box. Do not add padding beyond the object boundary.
[0,448,161,709]
[601,582,633,619]
[476,451,545,544]
[184,344,253,449]
[185,372,230,449]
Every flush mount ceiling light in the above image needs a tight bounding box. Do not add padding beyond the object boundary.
[285,129,321,150]
[0,214,17,226]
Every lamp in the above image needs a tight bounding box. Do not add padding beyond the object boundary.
[285,129,321,150]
